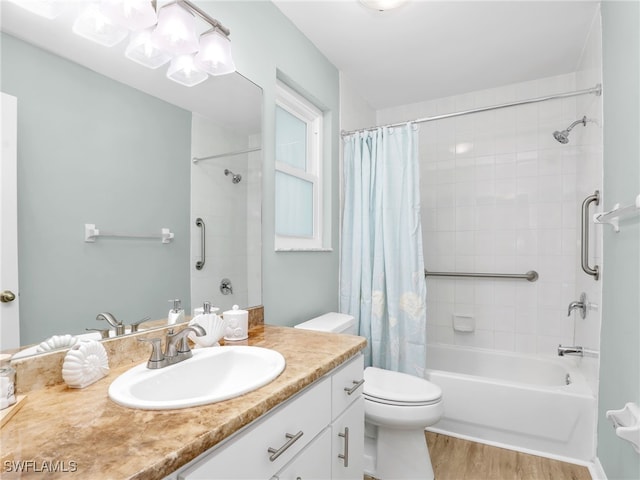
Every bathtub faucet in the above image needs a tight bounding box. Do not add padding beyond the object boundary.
[557,345,583,357]
[567,292,587,319]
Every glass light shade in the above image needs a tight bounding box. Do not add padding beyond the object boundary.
[72,4,128,47]
[125,29,171,69]
[194,29,236,76]
[150,3,199,56]
[359,0,408,11]
[6,0,64,19]
[100,0,157,31]
[166,55,208,87]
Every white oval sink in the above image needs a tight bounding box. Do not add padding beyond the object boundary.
[108,346,286,410]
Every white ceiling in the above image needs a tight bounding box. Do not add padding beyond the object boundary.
[273,0,600,110]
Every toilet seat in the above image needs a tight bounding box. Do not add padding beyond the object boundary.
[364,367,442,406]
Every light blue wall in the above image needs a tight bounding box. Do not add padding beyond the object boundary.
[197,2,341,325]
[1,33,192,344]
[598,2,640,479]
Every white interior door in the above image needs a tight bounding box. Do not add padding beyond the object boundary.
[1,92,20,351]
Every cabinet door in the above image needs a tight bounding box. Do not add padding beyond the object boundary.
[331,397,364,480]
[272,429,331,480]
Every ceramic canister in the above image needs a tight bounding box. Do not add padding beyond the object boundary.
[0,366,16,410]
[223,305,248,341]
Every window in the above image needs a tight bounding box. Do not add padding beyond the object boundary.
[275,81,323,250]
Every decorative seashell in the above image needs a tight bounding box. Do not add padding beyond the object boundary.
[62,340,109,389]
[36,334,78,353]
[188,314,227,347]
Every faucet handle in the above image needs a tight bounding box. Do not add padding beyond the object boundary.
[85,327,110,339]
[138,337,165,368]
[130,316,151,333]
[567,292,588,319]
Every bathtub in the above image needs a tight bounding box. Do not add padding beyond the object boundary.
[424,344,596,463]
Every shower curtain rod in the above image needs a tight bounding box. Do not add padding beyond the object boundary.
[341,83,602,136]
[192,147,261,164]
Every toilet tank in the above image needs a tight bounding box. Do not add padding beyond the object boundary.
[295,312,357,335]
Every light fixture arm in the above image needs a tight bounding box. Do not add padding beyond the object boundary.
[175,0,231,37]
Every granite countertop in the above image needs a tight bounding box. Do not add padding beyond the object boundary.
[1,325,366,479]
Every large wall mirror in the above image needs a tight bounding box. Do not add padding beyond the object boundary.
[0,2,262,357]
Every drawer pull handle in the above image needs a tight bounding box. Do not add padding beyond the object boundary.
[344,379,364,395]
[267,431,304,462]
[338,427,350,467]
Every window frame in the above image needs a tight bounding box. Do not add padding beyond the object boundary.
[274,81,324,251]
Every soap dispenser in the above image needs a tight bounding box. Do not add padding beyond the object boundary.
[168,299,185,325]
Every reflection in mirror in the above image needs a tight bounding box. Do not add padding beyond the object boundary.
[0,2,262,358]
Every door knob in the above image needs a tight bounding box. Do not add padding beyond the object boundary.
[1,290,16,303]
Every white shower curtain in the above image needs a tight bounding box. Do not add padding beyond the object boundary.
[340,123,427,376]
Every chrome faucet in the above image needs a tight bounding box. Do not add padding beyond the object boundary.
[567,292,587,319]
[96,312,125,336]
[139,325,206,369]
[558,345,584,357]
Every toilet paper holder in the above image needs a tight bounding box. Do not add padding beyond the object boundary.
[606,402,640,454]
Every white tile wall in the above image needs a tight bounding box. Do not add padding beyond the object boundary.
[378,67,603,356]
[574,8,604,393]
[191,114,261,314]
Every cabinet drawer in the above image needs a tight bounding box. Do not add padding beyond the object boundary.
[331,354,364,418]
[179,377,331,480]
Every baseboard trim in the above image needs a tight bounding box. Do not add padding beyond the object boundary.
[589,457,607,480]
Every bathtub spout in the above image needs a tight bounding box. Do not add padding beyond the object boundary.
[558,345,584,357]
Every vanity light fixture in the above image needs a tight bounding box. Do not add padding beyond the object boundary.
[72,3,129,47]
[359,0,409,11]
[194,27,236,76]
[150,2,200,55]
[5,0,64,20]
[125,28,172,68]
[10,0,236,87]
[166,54,209,87]
[100,0,158,31]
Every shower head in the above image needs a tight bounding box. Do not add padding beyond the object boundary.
[552,116,590,144]
[224,169,242,184]
[553,129,570,144]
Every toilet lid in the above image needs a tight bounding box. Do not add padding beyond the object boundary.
[363,367,442,406]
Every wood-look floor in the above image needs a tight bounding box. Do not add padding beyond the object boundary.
[365,432,592,480]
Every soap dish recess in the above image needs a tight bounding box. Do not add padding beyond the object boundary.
[453,314,475,333]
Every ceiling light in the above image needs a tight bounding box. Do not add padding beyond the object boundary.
[100,0,158,31]
[166,54,208,87]
[125,28,171,68]
[150,2,199,56]
[359,0,409,11]
[194,28,236,76]
[5,0,64,20]
[72,3,129,47]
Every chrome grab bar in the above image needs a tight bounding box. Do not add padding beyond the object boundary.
[195,218,205,271]
[581,191,600,280]
[267,431,304,462]
[424,270,539,282]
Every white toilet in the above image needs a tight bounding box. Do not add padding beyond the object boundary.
[295,312,443,480]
